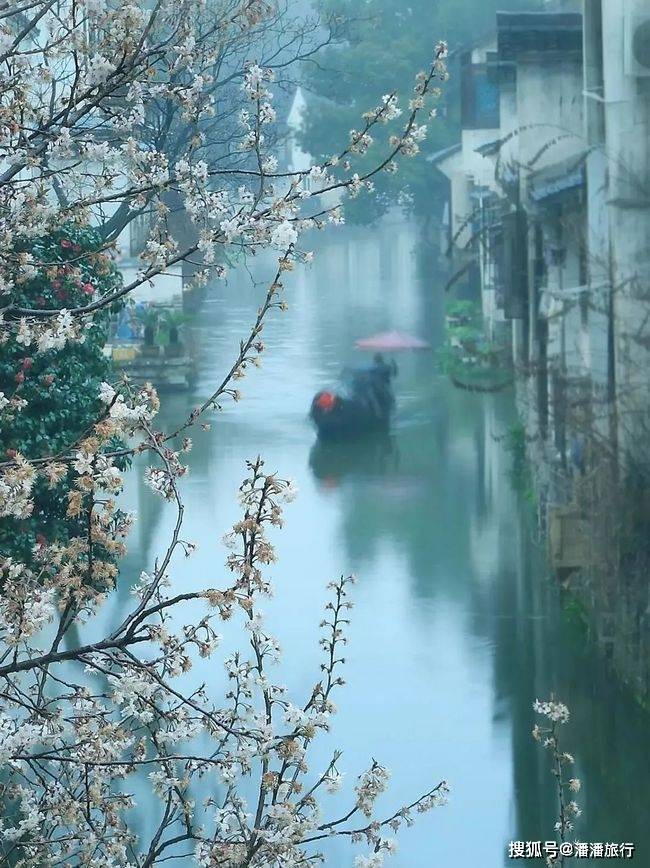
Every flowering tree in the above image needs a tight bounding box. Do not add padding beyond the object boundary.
[532,699,581,867]
[0,223,125,564]
[0,1,449,864]
[94,0,338,244]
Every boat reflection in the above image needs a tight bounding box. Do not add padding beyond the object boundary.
[308,431,398,488]
[308,431,425,502]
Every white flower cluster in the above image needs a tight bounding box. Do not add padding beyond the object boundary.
[355,764,391,817]
[1,787,45,843]
[144,466,176,499]
[99,382,159,432]
[533,698,570,724]
[362,93,403,125]
[109,670,160,723]
[13,310,79,353]
[241,63,274,101]
[270,220,298,249]
[349,128,374,154]
[0,712,58,766]
[355,854,385,868]
[0,577,56,643]
[86,54,115,85]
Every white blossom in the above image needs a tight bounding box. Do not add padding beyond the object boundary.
[270,220,298,249]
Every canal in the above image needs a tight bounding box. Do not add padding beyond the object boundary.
[113,218,649,866]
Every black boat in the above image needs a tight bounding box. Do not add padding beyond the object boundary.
[310,361,396,439]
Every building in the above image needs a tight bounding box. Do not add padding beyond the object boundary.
[284,86,342,210]
[436,2,650,702]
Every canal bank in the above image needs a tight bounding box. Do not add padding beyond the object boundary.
[115,218,650,866]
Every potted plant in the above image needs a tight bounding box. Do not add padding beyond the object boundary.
[139,308,160,355]
[160,309,188,357]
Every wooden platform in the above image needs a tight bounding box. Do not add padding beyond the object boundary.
[548,505,596,571]
[111,345,197,391]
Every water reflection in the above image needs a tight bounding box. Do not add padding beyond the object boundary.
[309,433,400,487]
[115,218,650,866]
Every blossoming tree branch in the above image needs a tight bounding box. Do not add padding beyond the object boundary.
[0,1,449,865]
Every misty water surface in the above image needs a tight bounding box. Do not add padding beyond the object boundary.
[107,218,650,866]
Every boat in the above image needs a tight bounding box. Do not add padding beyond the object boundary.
[310,366,395,439]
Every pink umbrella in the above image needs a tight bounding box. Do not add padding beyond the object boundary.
[355,330,430,351]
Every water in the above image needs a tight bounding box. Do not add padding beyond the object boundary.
[113,218,650,866]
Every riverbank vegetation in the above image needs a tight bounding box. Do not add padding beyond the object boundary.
[439,299,512,393]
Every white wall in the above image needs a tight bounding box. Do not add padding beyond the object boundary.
[600,0,650,459]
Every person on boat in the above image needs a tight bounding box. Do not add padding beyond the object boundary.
[372,352,395,380]
[310,358,398,437]
[367,353,397,416]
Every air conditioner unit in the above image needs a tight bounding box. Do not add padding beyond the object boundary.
[625,13,650,77]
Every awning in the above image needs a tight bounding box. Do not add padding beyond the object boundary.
[497,12,583,60]
[426,143,462,165]
[528,155,587,203]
